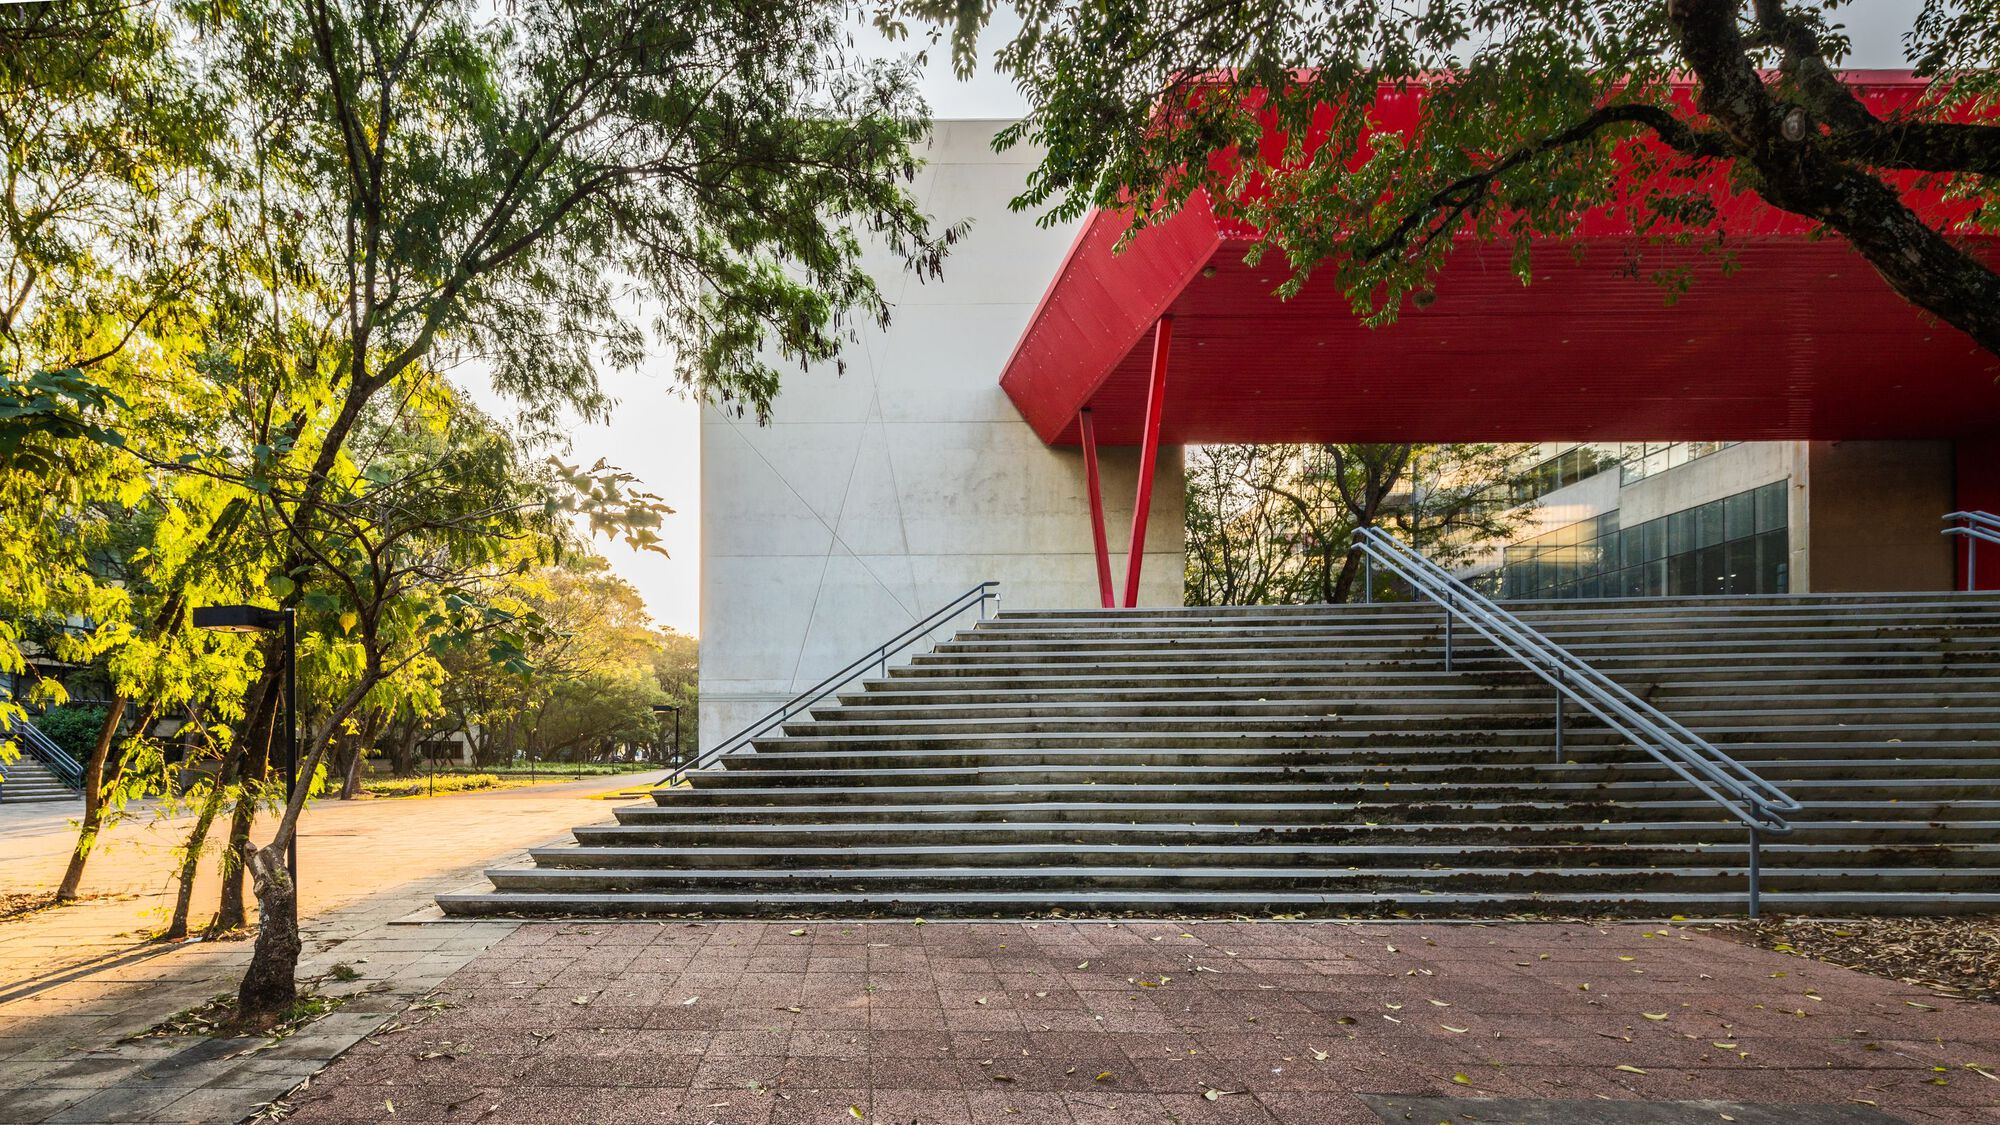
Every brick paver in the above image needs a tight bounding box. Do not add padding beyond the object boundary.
[278,920,2000,1124]
[0,776,646,1124]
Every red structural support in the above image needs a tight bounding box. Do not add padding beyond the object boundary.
[1123,317,1173,607]
[1079,409,1116,608]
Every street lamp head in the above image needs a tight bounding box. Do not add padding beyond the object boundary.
[651,703,680,714]
[192,605,287,633]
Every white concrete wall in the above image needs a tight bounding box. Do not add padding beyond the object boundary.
[698,121,1185,749]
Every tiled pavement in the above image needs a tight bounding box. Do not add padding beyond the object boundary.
[0,777,643,1124]
[279,919,2000,1124]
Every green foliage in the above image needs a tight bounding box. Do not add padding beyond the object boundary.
[362,772,510,798]
[1185,443,1531,606]
[31,705,109,762]
[887,0,2000,349]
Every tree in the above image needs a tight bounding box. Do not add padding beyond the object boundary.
[892,0,2000,355]
[1183,443,1532,606]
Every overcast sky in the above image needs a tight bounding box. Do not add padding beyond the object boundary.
[496,3,1920,637]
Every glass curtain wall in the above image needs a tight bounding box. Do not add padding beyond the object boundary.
[1494,481,1788,600]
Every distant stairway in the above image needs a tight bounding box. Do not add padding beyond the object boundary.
[440,584,2000,919]
[0,719,84,804]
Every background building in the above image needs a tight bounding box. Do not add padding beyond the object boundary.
[696,122,1185,749]
[1461,440,1955,599]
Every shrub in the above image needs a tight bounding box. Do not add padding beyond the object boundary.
[362,772,506,799]
[34,705,109,761]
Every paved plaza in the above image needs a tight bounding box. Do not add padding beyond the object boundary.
[3,783,1998,1124]
[0,777,641,1123]
[281,919,1999,1124]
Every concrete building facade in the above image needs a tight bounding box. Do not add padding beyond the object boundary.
[697,122,1184,750]
[1464,440,1958,599]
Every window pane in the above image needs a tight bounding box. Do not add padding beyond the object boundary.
[1724,537,1757,594]
[1756,481,1787,532]
[1667,552,1698,596]
[1668,509,1694,556]
[1724,490,1755,542]
[1697,500,1725,549]
[1642,518,1666,562]
[1696,544,1728,594]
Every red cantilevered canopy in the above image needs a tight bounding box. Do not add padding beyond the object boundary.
[998,72,2000,447]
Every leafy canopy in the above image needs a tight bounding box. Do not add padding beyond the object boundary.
[884,0,2000,354]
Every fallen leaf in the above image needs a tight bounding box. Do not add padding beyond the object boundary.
[1095,1072,1115,1082]
[1310,1049,1329,1061]
[790,929,808,937]
[1616,1065,1648,1075]
[848,1108,864,1120]
[682,996,700,1006]
[1451,1074,1472,1086]
[1442,1025,1469,1034]
[1642,1013,1669,1021]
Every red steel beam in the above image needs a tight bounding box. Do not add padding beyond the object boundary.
[1078,409,1116,608]
[1122,317,1173,607]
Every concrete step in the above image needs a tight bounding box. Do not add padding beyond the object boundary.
[445,594,2000,920]
[526,841,2000,871]
[473,864,2000,897]
[577,818,2000,847]
[434,887,2000,919]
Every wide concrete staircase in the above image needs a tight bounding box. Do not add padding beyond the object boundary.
[439,593,2000,919]
[0,752,80,804]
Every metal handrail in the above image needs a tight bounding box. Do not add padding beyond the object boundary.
[1351,528,1799,917]
[669,581,1000,786]
[0,713,86,792]
[1942,511,2000,592]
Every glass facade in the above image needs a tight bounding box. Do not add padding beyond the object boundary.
[1617,441,1735,485]
[1507,441,1739,506]
[1492,481,1789,600]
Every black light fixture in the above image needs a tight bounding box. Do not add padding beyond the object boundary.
[650,703,682,766]
[194,604,299,891]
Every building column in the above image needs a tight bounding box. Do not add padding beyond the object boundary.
[1079,409,1116,608]
[1123,316,1172,608]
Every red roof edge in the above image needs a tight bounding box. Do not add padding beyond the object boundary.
[998,194,1224,444]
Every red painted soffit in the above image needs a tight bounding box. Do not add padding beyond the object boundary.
[998,72,2000,447]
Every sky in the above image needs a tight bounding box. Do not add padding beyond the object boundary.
[474,2,1916,637]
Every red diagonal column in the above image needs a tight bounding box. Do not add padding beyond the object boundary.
[1079,409,1116,608]
[1122,316,1172,608]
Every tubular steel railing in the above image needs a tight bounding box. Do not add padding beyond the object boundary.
[668,581,1000,787]
[1942,511,2000,592]
[0,712,86,794]
[1350,528,1799,917]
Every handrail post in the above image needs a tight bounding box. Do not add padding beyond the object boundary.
[1747,826,1762,920]
[1972,536,1980,593]
[1553,669,1565,764]
[1444,592,1454,672]
[1363,555,1374,604]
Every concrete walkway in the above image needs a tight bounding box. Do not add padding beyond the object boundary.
[0,777,644,1123]
[280,919,2000,1124]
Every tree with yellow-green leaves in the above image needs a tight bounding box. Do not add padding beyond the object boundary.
[4,0,957,1029]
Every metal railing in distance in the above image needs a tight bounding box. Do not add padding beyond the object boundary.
[667,581,1000,787]
[0,713,86,792]
[1942,511,2000,591]
[1349,528,1799,917]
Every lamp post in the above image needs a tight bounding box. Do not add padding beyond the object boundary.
[193,605,297,888]
[650,703,681,768]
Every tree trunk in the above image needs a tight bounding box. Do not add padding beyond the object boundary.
[58,500,252,900]
[163,764,231,940]
[56,696,129,902]
[231,843,299,1030]
[211,674,278,937]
